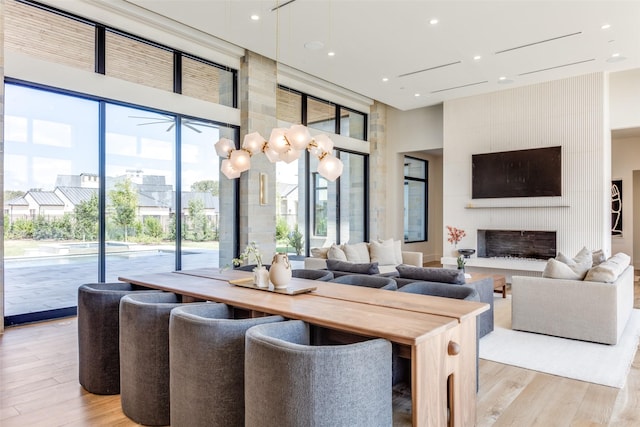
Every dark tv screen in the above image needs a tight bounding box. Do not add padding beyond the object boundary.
[472,146,561,199]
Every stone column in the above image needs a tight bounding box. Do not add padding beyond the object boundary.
[237,51,277,259]
[368,101,387,241]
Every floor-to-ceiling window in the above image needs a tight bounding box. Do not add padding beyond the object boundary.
[404,156,428,242]
[3,83,238,324]
[275,86,369,254]
[3,0,239,324]
[3,84,99,319]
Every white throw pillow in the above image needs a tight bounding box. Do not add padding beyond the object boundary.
[343,242,370,263]
[542,258,586,280]
[327,244,347,261]
[369,240,397,266]
[592,249,606,266]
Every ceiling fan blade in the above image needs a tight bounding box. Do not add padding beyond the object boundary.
[166,123,176,132]
[184,123,202,133]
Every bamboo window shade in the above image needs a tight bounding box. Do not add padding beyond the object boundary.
[4,0,95,72]
[105,31,173,92]
[181,56,234,106]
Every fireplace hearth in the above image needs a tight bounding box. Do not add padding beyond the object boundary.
[477,229,556,260]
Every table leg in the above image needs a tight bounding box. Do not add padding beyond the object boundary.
[411,318,477,427]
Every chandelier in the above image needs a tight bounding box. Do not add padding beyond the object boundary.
[214,125,343,182]
[214,0,343,182]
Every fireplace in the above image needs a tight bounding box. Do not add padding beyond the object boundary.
[477,229,556,260]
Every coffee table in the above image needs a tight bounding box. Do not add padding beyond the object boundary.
[466,272,507,298]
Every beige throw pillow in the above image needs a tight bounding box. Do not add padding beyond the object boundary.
[310,247,330,259]
[550,247,592,280]
[343,242,370,263]
[542,258,586,280]
[584,252,630,282]
[369,240,397,266]
[327,244,347,261]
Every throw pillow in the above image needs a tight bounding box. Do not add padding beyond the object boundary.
[592,249,606,266]
[542,258,586,280]
[369,240,397,266]
[310,247,330,259]
[343,242,370,263]
[585,252,630,282]
[327,244,347,261]
[395,265,465,284]
[552,247,592,280]
[378,238,403,265]
[326,259,380,275]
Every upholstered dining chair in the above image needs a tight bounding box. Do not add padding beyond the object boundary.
[119,292,186,426]
[169,303,284,427]
[244,320,392,427]
[329,273,398,290]
[291,268,334,281]
[77,282,159,395]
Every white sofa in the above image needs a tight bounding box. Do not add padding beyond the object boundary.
[304,240,423,274]
[511,258,634,345]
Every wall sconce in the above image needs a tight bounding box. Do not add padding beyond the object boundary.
[259,173,268,205]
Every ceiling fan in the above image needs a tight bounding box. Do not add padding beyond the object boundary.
[128,115,219,133]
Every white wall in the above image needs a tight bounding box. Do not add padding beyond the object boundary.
[385,105,443,262]
[610,69,640,130]
[442,73,611,259]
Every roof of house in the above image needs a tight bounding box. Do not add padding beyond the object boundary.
[26,191,64,206]
[55,187,97,205]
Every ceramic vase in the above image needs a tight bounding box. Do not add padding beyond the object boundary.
[253,266,270,288]
[269,253,292,289]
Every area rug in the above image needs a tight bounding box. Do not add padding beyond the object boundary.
[479,309,640,388]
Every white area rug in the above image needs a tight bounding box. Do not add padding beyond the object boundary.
[479,309,640,388]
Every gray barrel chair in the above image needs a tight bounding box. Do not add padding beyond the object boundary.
[244,320,393,427]
[169,303,284,427]
[291,268,334,281]
[119,292,186,426]
[77,282,159,395]
[329,273,397,290]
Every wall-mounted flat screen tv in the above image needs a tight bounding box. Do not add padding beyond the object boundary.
[472,146,561,199]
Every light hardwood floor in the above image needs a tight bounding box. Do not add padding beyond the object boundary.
[1,281,639,426]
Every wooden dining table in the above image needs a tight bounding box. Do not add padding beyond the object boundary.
[119,268,488,427]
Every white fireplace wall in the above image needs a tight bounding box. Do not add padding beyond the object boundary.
[443,73,611,261]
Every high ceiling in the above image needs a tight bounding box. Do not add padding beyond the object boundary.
[124,0,639,112]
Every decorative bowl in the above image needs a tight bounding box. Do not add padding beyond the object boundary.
[457,248,476,258]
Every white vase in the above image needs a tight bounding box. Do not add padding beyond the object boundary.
[253,266,269,288]
[269,253,292,289]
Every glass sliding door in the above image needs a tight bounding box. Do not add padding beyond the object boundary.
[180,118,231,269]
[3,84,99,319]
[104,104,176,281]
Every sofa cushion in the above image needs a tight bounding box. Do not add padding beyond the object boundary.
[584,252,630,283]
[343,242,370,263]
[369,240,397,266]
[396,265,465,284]
[327,244,347,261]
[310,247,330,259]
[326,259,380,275]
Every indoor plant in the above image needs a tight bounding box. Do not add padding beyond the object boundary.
[233,241,269,287]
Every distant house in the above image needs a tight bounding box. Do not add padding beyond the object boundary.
[4,172,220,231]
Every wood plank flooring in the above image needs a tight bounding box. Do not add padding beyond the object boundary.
[1,280,639,426]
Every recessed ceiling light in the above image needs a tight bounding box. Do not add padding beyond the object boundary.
[607,53,627,63]
[250,14,260,21]
[498,76,507,81]
[429,18,439,25]
[304,41,324,50]
[601,24,611,30]
[414,93,421,97]
[382,77,389,82]
[327,51,335,57]
[473,55,482,61]
[498,76,514,84]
